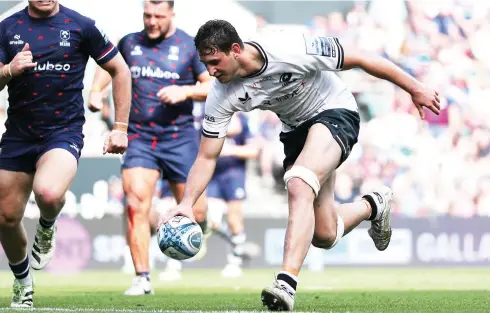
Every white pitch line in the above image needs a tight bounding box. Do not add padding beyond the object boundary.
[1,309,320,313]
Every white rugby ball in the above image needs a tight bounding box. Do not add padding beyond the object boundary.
[157,215,203,260]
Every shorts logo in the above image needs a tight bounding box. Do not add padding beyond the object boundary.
[60,30,71,47]
[69,143,80,154]
[204,115,215,123]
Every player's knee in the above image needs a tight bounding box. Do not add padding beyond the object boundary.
[312,216,344,250]
[285,177,316,203]
[34,187,65,209]
[0,210,23,228]
[284,166,320,199]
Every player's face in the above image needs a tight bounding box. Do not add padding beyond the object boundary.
[143,1,174,40]
[28,0,58,14]
[199,48,240,84]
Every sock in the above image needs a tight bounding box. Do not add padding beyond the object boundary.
[276,271,298,295]
[136,271,150,281]
[197,219,209,234]
[231,232,246,257]
[362,194,378,221]
[9,255,31,284]
[39,216,56,229]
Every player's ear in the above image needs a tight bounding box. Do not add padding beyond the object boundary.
[231,43,241,56]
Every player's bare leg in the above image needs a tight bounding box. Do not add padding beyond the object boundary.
[261,124,393,311]
[31,149,78,270]
[312,171,392,250]
[222,200,246,278]
[0,170,35,308]
[122,167,160,295]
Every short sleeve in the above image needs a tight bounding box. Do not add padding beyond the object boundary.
[201,81,233,139]
[0,23,8,64]
[191,47,207,80]
[83,21,118,65]
[261,32,344,72]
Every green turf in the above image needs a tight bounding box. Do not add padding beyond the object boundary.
[0,268,489,312]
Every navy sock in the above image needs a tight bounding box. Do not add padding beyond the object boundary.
[9,255,30,280]
[39,216,56,229]
[277,271,297,292]
[136,271,150,281]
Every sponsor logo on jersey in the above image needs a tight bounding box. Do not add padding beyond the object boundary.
[130,66,180,80]
[9,34,24,45]
[203,114,215,123]
[34,61,71,72]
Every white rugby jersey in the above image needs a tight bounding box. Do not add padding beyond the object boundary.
[201,32,358,139]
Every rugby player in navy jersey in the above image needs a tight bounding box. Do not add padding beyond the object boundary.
[207,113,260,278]
[0,0,131,308]
[88,0,212,295]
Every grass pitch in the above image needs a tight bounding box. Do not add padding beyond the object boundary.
[0,268,489,312]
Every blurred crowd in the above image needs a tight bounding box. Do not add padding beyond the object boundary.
[305,0,490,218]
[1,0,490,219]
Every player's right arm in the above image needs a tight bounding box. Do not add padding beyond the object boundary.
[0,43,37,91]
[159,81,233,223]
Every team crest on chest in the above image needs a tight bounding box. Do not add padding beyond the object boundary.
[60,30,71,47]
[168,46,179,61]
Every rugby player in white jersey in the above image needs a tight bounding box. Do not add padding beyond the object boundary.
[160,20,440,311]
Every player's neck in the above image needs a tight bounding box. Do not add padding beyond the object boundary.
[28,4,60,19]
[237,43,264,78]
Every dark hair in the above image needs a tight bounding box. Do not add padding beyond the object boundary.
[194,20,243,56]
[148,0,174,9]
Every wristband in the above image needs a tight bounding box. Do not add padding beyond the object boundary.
[113,122,128,133]
[2,64,12,79]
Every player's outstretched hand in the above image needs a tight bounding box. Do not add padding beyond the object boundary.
[88,91,104,112]
[9,43,37,76]
[103,129,128,155]
[157,85,190,105]
[410,86,440,120]
[158,203,196,228]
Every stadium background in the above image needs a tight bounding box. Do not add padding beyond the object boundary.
[0,1,489,309]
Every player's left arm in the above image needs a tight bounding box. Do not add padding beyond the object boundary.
[342,50,440,119]
[83,21,131,131]
[99,53,131,130]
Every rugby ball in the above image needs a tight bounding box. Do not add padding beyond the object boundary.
[157,215,203,260]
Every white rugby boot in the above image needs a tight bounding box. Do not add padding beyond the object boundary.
[363,186,393,251]
[124,276,154,296]
[30,223,57,270]
[11,276,34,308]
[261,279,295,311]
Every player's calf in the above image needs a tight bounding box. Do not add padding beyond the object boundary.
[311,215,344,250]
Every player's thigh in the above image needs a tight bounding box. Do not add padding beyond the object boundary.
[0,170,34,227]
[33,148,78,201]
[122,167,161,210]
[291,123,342,186]
[281,108,360,187]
